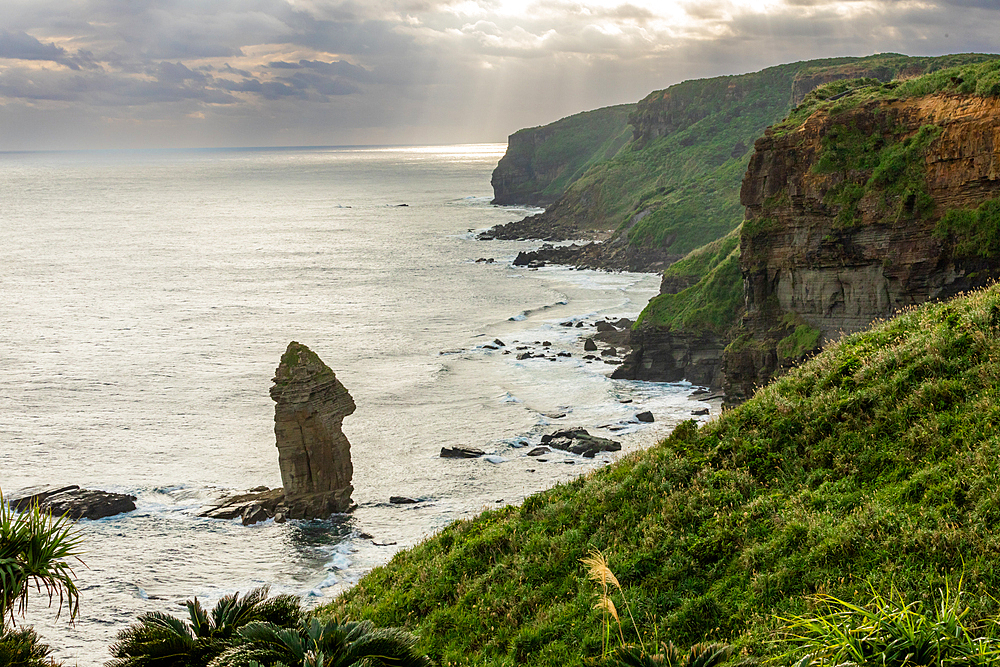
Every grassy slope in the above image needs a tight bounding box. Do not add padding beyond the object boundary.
[545,53,998,259]
[324,283,1000,666]
[635,227,742,333]
[497,105,633,202]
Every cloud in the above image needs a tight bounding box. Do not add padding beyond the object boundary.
[0,29,89,69]
[0,0,999,149]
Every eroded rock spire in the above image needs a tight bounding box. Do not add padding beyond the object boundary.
[270,341,356,517]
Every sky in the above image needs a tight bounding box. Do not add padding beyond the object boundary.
[0,0,998,150]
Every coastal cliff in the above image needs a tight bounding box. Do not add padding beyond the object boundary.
[724,66,1000,400]
[484,54,994,273]
[490,105,632,207]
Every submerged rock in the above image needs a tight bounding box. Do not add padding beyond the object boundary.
[440,446,485,459]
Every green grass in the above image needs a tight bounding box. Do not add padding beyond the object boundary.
[813,121,942,228]
[495,105,633,203]
[773,56,1000,136]
[936,196,1000,258]
[323,283,1000,667]
[634,228,742,334]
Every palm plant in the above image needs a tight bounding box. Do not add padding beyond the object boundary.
[108,586,304,667]
[0,490,83,625]
[1,489,85,667]
[208,616,431,667]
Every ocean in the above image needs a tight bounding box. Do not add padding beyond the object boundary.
[0,144,708,665]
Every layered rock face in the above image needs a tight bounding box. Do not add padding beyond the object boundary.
[724,93,1000,401]
[270,341,356,518]
[612,329,725,388]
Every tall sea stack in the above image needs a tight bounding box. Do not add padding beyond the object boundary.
[270,341,356,518]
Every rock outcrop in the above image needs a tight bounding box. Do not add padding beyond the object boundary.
[9,486,136,520]
[612,328,726,388]
[270,341,356,518]
[724,91,1000,401]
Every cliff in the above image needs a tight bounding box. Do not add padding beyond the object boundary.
[490,105,632,206]
[724,61,1000,401]
[612,228,740,385]
[484,54,994,272]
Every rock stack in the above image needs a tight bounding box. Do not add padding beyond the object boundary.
[270,341,356,519]
[199,342,357,525]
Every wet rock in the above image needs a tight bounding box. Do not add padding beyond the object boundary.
[527,447,551,456]
[557,352,572,357]
[636,411,655,423]
[584,338,598,352]
[516,352,533,360]
[9,486,137,521]
[692,408,710,416]
[543,428,621,457]
[493,339,506,347]
[390,496,419,504]
[596,321,616,332]
[601,347,618,357]
[199,488,285,523]
[440,446,485,459]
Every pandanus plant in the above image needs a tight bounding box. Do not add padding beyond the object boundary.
[0,489,84,667]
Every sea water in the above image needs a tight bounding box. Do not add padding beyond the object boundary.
[0,145,710,665]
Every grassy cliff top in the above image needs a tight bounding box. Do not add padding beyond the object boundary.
[773,56,1000,135]
[322,283,1000,666]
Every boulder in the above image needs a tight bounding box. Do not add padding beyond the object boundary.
[636,411,655,423]
[542,428,621,457]
[584,338,598,352]
[692,408,710,416]
[527,447,551,456]
[440,446,485,459]
[9,486,137,520]
[390,496,419,504]
[270,342,356,519]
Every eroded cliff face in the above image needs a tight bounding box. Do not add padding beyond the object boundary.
[724,94,1000,401]
[271,341,356,518]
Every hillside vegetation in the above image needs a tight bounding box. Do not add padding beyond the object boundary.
[635,227,742,334]
[324,282,1000,666]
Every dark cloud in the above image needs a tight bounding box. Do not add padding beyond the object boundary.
[0,30,87,70]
